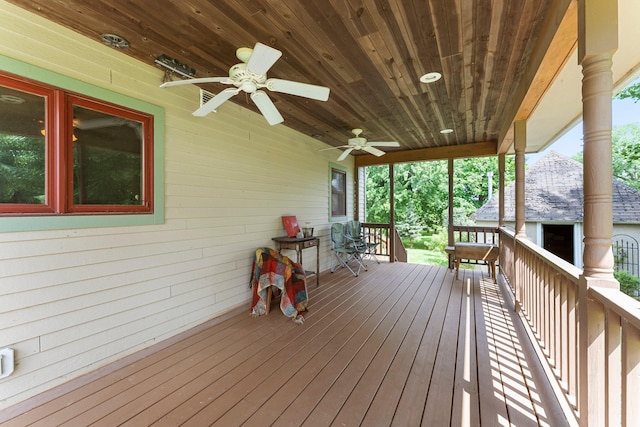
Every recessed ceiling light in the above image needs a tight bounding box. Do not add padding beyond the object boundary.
[420,72,441,83]
[440,128,453,134]
[100,33,129,49]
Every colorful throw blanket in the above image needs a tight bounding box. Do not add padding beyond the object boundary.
[250,247,308,320]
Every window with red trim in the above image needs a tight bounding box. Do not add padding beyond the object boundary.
[0,72,153,215]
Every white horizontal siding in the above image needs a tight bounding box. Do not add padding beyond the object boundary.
[0,1,352,409]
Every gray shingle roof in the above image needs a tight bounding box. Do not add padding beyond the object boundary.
[473,151,640,223]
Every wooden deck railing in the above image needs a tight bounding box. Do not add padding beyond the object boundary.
[451,225,500,244]
[447,225,500,268]
[361,223,407,262]
[499,227,640,426]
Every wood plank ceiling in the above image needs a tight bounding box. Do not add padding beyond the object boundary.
[6,0,576,163]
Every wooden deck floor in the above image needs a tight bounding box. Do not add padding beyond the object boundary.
[0,262,570,426]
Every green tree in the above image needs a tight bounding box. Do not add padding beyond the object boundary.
[365,165,391,223]
[615,82,640,102]
[364,156,515,232]
[0,135,46,203]
[396,203,424,247]
[611,124,640,190]
[453,156,515,218]
[573,123,640,191]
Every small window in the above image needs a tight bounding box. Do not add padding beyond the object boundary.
[0,72,153,215]
[330,165,347,219]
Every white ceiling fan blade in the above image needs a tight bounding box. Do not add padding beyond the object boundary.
[337,148,354,161]
[251,90,284,125]
[160,77,232,88]
[319,145,351,152]
[266,79,330,101]
[362,146,386,156]
[368,141,400,147]
[192,87,239,117]
[246,43,282,75]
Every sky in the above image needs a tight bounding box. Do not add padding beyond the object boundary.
[526,80,640,165]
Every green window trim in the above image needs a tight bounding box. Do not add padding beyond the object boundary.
[0,55,165,232]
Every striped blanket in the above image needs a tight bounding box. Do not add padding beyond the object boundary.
[250,247,308,319]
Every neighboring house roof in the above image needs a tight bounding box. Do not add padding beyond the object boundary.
[473,151,640,223]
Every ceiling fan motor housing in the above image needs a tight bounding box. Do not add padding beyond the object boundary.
[229,63,267,93]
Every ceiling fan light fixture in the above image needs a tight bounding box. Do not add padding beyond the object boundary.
[236,47,253,63]
[100,33,129,49]
[420,72,441,83]
[440,128,453,134]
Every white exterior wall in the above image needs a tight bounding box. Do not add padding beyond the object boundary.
[0,2,352,409]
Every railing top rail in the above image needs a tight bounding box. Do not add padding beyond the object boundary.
[451,225,500,231]
[589,286,640,330]
[499,227,581,281]
[361,222,390,228]
[499,227,515,239]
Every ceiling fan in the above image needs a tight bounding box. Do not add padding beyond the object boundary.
[325,129,400,161]
[159,42,330,125]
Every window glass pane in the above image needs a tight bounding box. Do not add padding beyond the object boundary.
[331,167,346,217]
[0,86,46,204]
[72,105,143,205]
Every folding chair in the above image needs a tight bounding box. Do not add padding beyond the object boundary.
[330,223,365,276]
[345,220,380,266]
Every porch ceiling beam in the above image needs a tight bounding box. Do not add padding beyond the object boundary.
[497,0,577,154]
[353,141,497,167]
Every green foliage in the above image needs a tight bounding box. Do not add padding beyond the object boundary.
[0,132,142,206]
[406,248,449,266]
[614,270,640,299]
[572,123,640,191]
[365,157,515,234]
[365,165,391,223]
[615,82,640,103]
[422,228,448,252]
[611,124,640,190]
[0,135,46,203]
[396,203,423,247]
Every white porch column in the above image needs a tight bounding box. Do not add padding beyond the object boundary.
[577,0,619,425]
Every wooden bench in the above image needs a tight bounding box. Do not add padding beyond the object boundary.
[453,242,499,281]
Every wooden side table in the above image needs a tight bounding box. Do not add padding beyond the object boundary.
[272,236,320,287]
